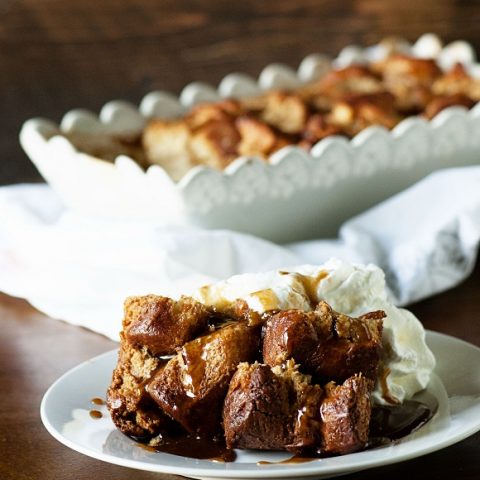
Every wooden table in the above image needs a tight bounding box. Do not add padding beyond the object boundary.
[0,263,479,480]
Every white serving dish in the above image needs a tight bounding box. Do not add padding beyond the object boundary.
[20,34,480,243]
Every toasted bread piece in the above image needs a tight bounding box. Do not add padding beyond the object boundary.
[306,65,383,103]
[373,55,442,113]
[373,54,442,87]
[432,63,471,96]
[107,295,210,438]
[236,116,277,157]
[328,92,401,135]
[223,362,292,450]
[263,301,384,384]
[189,119,240,169]
[142,119,194,180]
[260,91,308,134]
[106,338,171,438]
[186,100,243,130]
[275,361,324,452]
[300,114,345,148]
[124,295,210,356]
[320,375,371,454]
[223,361,322,451]
[148,322,260,435]
[432,63,480,101]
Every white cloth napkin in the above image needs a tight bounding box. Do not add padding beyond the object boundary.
[1,166,479,341]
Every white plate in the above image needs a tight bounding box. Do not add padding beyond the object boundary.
[40,331,480,480]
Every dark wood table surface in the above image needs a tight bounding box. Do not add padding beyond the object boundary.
[1,1,480,479]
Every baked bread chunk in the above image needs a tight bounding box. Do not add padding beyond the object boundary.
[223,361,371,454]
[124,295,210,356]
[263,300,384,383]
[106,336,170,438]
[148,322,260,435]
[320,375,371,454]
[223,361,323,451]
[107,295,210,437]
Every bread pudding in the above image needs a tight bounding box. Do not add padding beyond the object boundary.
[57,46,479,183]
[138,55,478,180]
[108,294,383,454]
[106,261,437,459]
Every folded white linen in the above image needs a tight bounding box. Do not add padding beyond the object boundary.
[1,166,479,340]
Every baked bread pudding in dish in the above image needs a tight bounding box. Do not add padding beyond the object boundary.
[136,55,480,180]
[106,260,436,459]
[20,35,480,241]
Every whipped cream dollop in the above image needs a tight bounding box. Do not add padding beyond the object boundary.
[194,258,436,405]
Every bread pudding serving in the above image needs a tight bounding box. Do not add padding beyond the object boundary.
[106,260,436,459]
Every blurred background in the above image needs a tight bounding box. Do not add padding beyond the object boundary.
[2,0,480,185]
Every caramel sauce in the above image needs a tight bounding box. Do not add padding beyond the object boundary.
[181,322,251,399]
[91,397,105,405]
[89,410,103,419]
[258,455,318,465]
[137,443,156,453]
[369,394,438,443]
[250,289,280,311]
[139,434,236,462]
[293,271,329,305]
[181,334,211,398]
[127,396,436,464]
[257,395,437,465]
[378,367,401,405]
[197,286,231,311]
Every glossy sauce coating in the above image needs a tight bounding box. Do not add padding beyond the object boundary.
[132,396,437,462]
[142,434,236,462]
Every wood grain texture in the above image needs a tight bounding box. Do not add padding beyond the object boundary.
[0,263,479,480]
[2,0,480,184]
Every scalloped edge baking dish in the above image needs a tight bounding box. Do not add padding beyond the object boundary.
[20,33,480,242]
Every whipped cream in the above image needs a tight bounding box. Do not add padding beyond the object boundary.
[194,258,436,405]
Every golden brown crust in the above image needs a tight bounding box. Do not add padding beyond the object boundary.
[189,119,241,169]
[142,119,194,181]
[106,336,170,438]
[263,301,384,384]
[223,363,293,450]
[223,361,323,451]
[260,91,308,134]
[148,322,260,435]
[320,375,371,454]
[328,92,401,135]
[236,115,276,157]
[124,295,210,356]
